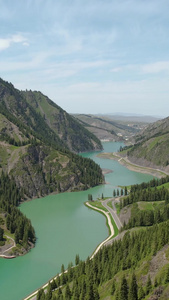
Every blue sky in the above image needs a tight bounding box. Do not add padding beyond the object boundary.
[0,0,169,117]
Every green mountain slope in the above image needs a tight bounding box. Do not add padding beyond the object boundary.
[0,78,104,198]
[120,116,169,171]
[22,90,103,153]
[0,78,104,256]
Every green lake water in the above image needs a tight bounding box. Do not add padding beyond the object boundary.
[0,142,154,300]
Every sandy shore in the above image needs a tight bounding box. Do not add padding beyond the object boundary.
[102,168,113,175]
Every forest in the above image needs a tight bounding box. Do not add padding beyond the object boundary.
[120,176,169,229]
[35,176,169,300]
[0,171,36,251]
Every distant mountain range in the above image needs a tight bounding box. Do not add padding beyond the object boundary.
[72,113,153,142]
[99,113,161,123]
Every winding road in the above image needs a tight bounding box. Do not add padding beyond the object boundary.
[86,202,115,259]
[87,197,123,256]
[102,198,123,230]
[0,235,16,258]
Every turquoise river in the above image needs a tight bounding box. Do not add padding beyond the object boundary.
[0,142,154,300]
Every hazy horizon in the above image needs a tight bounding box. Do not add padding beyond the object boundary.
[0,0,169,117]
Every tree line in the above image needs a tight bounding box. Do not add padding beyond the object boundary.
[36,219,169,299]
[0,171,36,249]
[120,176,169,209]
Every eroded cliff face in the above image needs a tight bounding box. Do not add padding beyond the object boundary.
[6,144,103,198]
[8,145,76,198]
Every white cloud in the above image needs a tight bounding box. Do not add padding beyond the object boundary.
[110,67,122,73]
[49,78,169,115]
[141,61,169,74]
[0,38,11,51]
[11,34,26,43]
[0,0,169,117]
[110,61,169,75]
[23,42,30,47]
[0,34,29,51]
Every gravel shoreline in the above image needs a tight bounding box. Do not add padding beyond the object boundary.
[98,153,168,178]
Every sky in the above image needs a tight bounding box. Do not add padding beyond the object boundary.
[0,0,169,117]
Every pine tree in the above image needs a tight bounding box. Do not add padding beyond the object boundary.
[88,194,93,201]
[0,227,4,241]
[154,277,158,287]
[75,254,80,265]
[145,275,152,295]
[57,287,63,300]
[72,283,79,300]
[37,288,45,300]
[115,288,120,300]
[119,275,128,300]
[61,264,65,273]
[111,279,116,295]
[65,283,71,300]
[138,285,145,300]
[45,282,52,300]
[93,284,100,300]
[125,186,127,195]
[86,281,95,300]
[128,273,138,300]
[80,278,87,300]
[15,229,20,244]
[165,266,169,283]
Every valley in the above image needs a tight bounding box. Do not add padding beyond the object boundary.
[0,79,169,300]
[0,141,155,300]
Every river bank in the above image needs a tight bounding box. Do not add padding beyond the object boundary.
[98,152,168,178]
[24,198,119,300]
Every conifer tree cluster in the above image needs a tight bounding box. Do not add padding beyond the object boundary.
[0,171,36,249]
[36,219,169,299]
[120,176,169,230]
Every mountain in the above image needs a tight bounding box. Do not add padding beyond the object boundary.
[120,116,169,172]
[100,113,161,123]
[21,90,102,153]
[0,77,104,256]
[72,113,149,142]
[0,78,104,198]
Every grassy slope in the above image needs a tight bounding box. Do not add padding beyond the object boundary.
[22,90,103,153]
[126,116,169,169]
